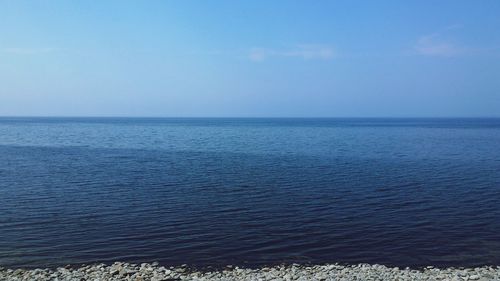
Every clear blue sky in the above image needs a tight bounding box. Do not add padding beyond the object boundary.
[1,0,499,117]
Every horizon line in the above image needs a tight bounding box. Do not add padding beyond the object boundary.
[1,115,500,119]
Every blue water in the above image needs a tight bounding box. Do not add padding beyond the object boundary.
[1,118,500,269]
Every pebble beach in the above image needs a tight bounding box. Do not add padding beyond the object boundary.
[2,262,500,281]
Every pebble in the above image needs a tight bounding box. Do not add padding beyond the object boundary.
[1,262,500,281]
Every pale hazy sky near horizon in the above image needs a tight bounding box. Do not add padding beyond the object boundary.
[1,1,500,117]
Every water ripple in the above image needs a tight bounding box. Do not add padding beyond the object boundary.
[1,118,500,268]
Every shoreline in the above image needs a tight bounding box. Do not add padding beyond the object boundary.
[1,262,499,281]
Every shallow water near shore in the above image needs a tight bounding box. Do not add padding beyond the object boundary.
[1,118,500,269]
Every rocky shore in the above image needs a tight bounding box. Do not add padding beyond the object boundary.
[1,262,500,281]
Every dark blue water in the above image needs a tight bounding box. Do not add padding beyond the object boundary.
[1,118,500,269]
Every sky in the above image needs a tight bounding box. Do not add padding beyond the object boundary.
[1,0,500,117]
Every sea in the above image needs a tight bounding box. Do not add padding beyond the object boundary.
[1,117,499,269]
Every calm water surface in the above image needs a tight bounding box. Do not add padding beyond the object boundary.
[1,118,500,268]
